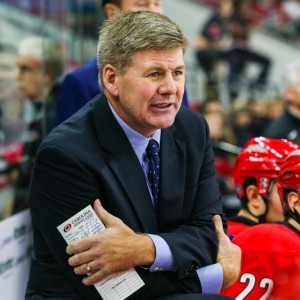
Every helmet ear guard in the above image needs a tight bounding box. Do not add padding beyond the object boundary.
[234,137,299,200]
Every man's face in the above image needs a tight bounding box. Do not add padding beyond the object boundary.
[108,48,185,137]
[265,180,284,223]
[121,0,162,13]
[16,56,46,101]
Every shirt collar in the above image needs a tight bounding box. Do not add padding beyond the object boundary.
[108,100,161,165]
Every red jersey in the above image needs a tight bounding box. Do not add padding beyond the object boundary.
[227,216,256,236]
[221,223,300,300]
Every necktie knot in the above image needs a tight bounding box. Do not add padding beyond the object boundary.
[147,139,159,158]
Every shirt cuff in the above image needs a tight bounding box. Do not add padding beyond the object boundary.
[147,234,177,272]
[196,263,223,294]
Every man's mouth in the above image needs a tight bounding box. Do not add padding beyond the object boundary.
[152,103,172,108]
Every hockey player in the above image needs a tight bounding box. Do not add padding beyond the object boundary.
[221,149,300,299]
[227,136,298,236]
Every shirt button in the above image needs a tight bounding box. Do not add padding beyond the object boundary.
[154,267,164,272]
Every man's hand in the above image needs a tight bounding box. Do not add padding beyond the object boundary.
[66,199,155,285]
[213,215,241,289]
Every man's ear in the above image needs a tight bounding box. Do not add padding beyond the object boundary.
[102,64,119,96]
[246,185,262,208]
[287,191,299,212]
[103,3,120,19]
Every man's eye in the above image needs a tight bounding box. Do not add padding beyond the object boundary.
[20,65,33,73]
[174,70,183,76]
[149,72,160,77]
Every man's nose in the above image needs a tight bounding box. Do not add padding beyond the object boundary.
[159,74,177,95]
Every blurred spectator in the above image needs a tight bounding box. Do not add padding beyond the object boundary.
[255,0,300,42]
[228,101,255,147]
[247,98,271,135]
[283,0,300,21]
[227,0,272,97]
[201,99,237,156]
[199,0,300,44]
[264,95,285,120]
[194,0,233,98]
[251,0,287,26]
[200,98,224,115]
[282,0,300,39]
[195,0,272,99]
[16,36,64,141]
[200,99,237,196]
[228,96,273,147]
[13,36,64,213]
[264,60,300,143]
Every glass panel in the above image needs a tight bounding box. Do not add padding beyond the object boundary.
[0,3,102,298]
[0,0,102,220]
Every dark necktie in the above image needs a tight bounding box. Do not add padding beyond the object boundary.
[146,139,160,209]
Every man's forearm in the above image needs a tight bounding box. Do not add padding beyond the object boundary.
[148,234,223,293]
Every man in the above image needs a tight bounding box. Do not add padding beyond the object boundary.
[195,0,271,100]
[13,36,64,213]
[264,60,300,143]
[227,136,298,236]
[26,11,240,299]
[221,149,300,299]
[16,36,63,145]
[55,0,190,125]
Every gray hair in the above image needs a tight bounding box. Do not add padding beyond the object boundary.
[97,10,189,88]
[18,36,64,82]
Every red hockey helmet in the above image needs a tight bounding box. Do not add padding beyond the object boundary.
[278,149,300,207]
[234,137,299,199]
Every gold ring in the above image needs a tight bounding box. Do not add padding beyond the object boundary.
[86,263,95,273]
